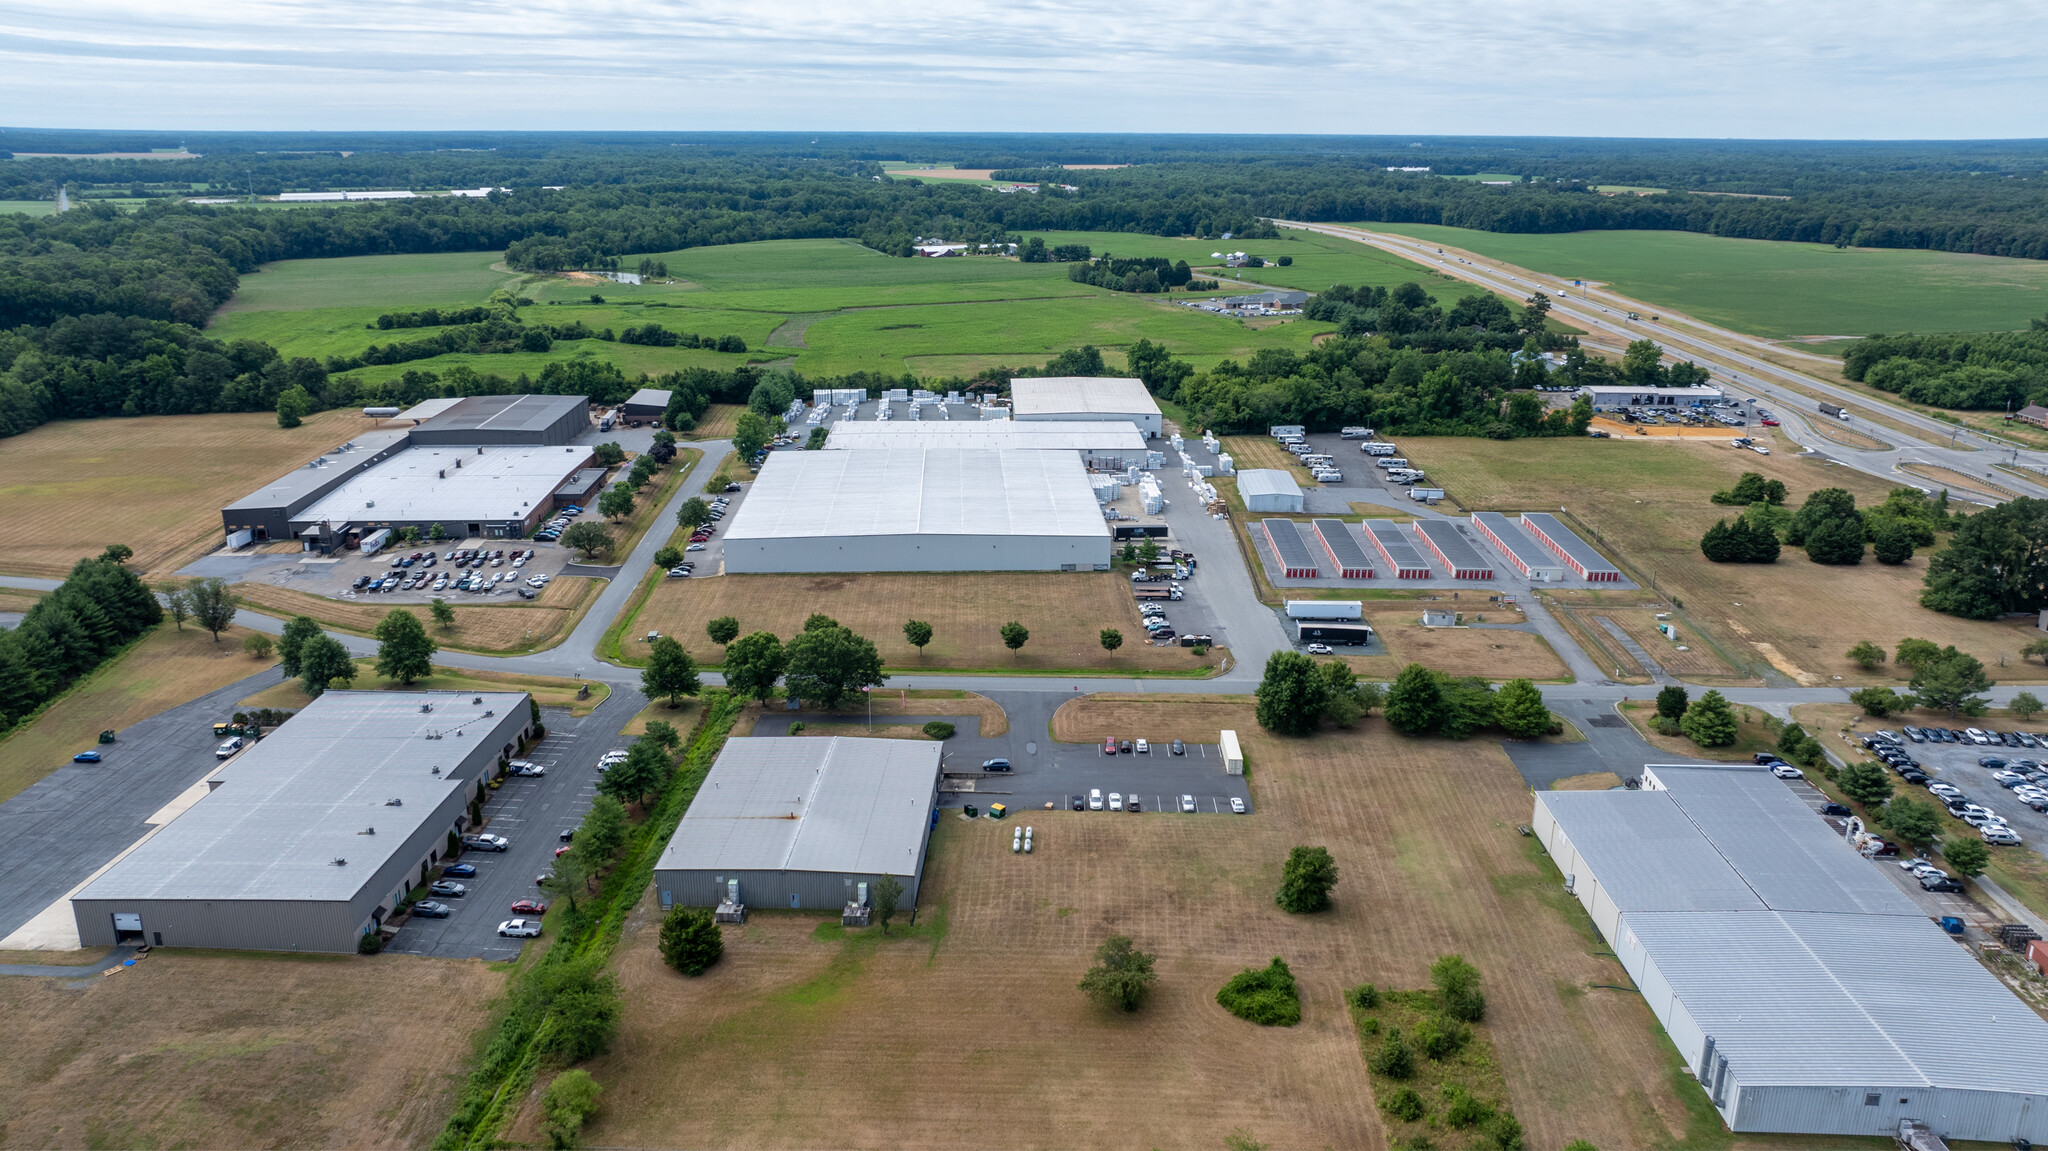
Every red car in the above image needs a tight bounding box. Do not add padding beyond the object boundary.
[554,844,573,857]
[511,899,549,915]
[1103,737,1118,756]
[1760,417,1780,426]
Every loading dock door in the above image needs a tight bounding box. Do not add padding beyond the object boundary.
[112,912,143,943]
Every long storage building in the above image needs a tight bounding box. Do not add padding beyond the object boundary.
[1238,469,1304,513]
[721,449,1111,573]
[1362,522,1430,579]
[1522,512,1622,581]
[1534,765,2048,1145]
[1414,520,1494,580]
[1009,376,1162,438]
[653,737,943,911]
[1259,520,1319,578]
[1312,520,1374,579]
[72,691,532,954]
[1471,512,1564,581]
[824,420,1149,469]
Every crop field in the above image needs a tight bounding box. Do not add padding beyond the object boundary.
[0,408,369,578]
[215,250,524,314]
[1022,227,1486,302]
[0,949,500,1150]
[0,200,58,216]
[629,571,1223,673]
[1356,223,2048,336]
[232,575,598,654]
[571,705,1700,1150]
[1404,436,2048,685]
[0,623,275,806]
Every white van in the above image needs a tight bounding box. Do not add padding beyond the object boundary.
[216,737,245,759]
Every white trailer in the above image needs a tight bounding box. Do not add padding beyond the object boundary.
[1284,600,1363,621]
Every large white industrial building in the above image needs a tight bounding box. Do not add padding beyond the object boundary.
[1238,469,1305,513]
[1009,376,1162,438]
[1534,765,2048,1145]
[823,419,1149,468]
[654,737,942,910]
[721,448,1112,573]
[72,691,532,954]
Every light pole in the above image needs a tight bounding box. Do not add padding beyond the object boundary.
[862,685,872,730]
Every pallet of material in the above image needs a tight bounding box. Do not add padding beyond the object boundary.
[1311,519,1374,579]
[1415,520,1494,580]
[1470,512,1564,581]
[1520,512,1622,581]
[1260,519,1320,578]
[1362,522,1431,579]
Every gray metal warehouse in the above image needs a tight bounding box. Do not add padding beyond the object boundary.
[824,419,1150,468]
[1533,765,2048,1144]
[404,393,590,446]
[72,691,532,954]
[1237,469,1304,513]
[653,737,942,911]
[1009,376,1162,438]
[722,448,1112,573]
[621,387,672,421]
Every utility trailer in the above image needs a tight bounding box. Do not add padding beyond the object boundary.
[1297,622,1375,645]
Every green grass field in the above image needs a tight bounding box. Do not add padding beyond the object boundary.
[0,200,58,216]
[204,233,1434,381]
[1017,228,1474,298]
[1352,223,2048,336]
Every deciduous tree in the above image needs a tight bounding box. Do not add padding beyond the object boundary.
[373,609,436,684]
[1881,796,1941,849]
[999,620,1029,654]
[297,634,355,696]
[430,598,456,630]
[903,619,933,655]
[1655,685,1689,719]
[1492,677,1552,739]
[1099,628,1122,653]
[783,623,883,708]
[185,576,237,642]
[722,631,786,703]
[1910,647,1994,715]
[872,874,904,934]
[278,614,322,676]
[1384,662,1446,735]
[2011,692,2042,721]
[640,636,700,707]
[1942,837,1990,879]
[706,616,740,646]
[676,496,711,530]
[1255,650,1330,736]
[560,521,614,560]
[1847,641,1886,670]
[1078,935,1158,1011]
[1276,846,1338,913]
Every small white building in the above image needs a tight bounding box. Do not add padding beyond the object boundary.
[1010,377,1162,438]
[1578,385,1723,408]
[1237,469,1304,513]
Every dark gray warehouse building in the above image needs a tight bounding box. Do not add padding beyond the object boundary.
[404,394,590,446]
[653,737,942,912]
[71,691,532,954]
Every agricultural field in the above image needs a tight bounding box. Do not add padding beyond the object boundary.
[1024,227,1489,301]
[627,571,1223,674]
[0,622,276,806]
[203,234,1437,387]
[1354,223,2048,336]
[1404,435,2048,685]
[568,704,1700,1150]
[0,949,500,1150]
[0,200,58,216]
[0,408,369,578]
[232,575,599,655]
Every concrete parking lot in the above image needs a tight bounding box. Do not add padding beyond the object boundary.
[385,690,630,960]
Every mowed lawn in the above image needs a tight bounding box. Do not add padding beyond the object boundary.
[0,408,365,578]
[1404,436,2048,684]
[632,572,1222,673]
[568,706,1697,1150]
[1357,222,2048,336]
[0,950,500,1150]
[0,623,276,805]
[232,576,599,654]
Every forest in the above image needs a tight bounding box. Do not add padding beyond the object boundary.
[1843,318,2048,411]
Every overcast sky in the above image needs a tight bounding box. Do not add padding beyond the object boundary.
[2,0,2043,138]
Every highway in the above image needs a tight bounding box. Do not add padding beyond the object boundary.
[1271,220,2048,505]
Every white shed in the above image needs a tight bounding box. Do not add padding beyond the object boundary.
[1237,469,1304,513]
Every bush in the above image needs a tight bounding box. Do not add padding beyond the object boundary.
[1381,1086,1427,1121]
[536,962,622,1062]
[541,1069,602,1150]
[1654,685,1689,719]
[1651,715,1682,736]
[658,906,724,976]
[1413,1013,1471,1060]
[1850,686,1908,717]
[1216,957,1301,1026]
[1443,1085,1495,1128]
[357,932,383,954]
[1431,954,1486,1022]
[1483,1111,1526,1150]
[1346,982,1380,1009]
[1369,1026,1416,1078]
[1276,845,1338,913]
[922,720,955,740]
[1361,1016,1381,1034]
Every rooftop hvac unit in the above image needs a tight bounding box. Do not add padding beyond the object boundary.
[1562,873,1576,894]
[439,469,445,479]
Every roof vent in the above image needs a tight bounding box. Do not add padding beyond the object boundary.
[386,797,403,806]
[332,857,348,866]
[473,697,483,705]
[431,766,441,774]
[421,703,433,712]
[360,826,375,835]
[483,710,494,717]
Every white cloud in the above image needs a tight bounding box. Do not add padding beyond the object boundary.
[0,0,2042,136]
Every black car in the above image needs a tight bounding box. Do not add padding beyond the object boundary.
[559,829,575,842]
[1821,802,1852,817]
[1070,794,1085,811]
[1752,752,1785,765]
[352,575,372,590]
[1901,770,1929,785]
[981,758,1012,772]
[723,482,742,492]
[1170,739,1185,756]
[1979,757,2008,769]
[411,900,452,918]
[1920,875,1964,893]
[1118,739,1133,754]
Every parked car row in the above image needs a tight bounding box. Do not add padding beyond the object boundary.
[1100,738,1187,755]
[1864,731,2032,845]
[1073,789,1243,814]
[354,548,540,595]
[1898,724,2043,748]
[533,504,584,543]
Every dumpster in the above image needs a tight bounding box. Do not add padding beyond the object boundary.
[989,803,1008,820]
[963,805,978,819]
[98,730,116,744]
[1940,916,1965,935]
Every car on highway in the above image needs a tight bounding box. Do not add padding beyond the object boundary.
[411,900,452,918]
[511,899,549,915]
[443,863,478,878]
[72,750,102,762]
[1230,797,1246,814]
[429,880,468,897]
[1180,794,1196,813]
[498,919,543,938]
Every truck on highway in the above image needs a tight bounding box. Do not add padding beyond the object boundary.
[1819,402,1850,421]
[1285,600,1362,621]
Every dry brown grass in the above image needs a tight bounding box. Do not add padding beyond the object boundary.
[237,660,608,716]
[686,404,746,440]
[574,705,1695,1150]
[0,623,275,805]
[0,588,44,613]
[1599,606,1750,681]
[1898,462,2019,502]
[0,409,366,579]
[1805,421,1892,452]
[1222,434,1320,485]
[0,950,499,1150]
[1406,435,2048,684]
[635,572,1223,673]
[795,723,933,741]
[233,577,597,654]
[1552,771,1625,791]
[1336,609,1569,681]
[1051,693,1249,744]
[1616,699,1785,762]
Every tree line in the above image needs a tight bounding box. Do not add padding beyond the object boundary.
[0,550,163,736]
[1843,318,2048,412]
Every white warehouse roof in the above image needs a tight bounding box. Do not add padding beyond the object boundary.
[292,443,589,527]
[823,420,1146,453]
[655,737,941,876]
[725,449,1110,541]
[1237,469,1304,501]
[1535,765,2048,1141]
[1009,376,1160,418]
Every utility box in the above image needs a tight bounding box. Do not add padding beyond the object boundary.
[1220,729,1244,776]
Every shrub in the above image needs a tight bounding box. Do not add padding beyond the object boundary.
[922,720,955,740]
[1651,715,1682,736]
[357,932,383,954]
[1431,954,1486,1022]
[1654,684,1689,720]
[1346,982,1380,1009]
[1369,1026,1416,1078]
[1483,1111,1526,1150]
[1413,1013,1470,1060]
[537,962,622,1062]
[1443,1085,1495,1128]
[658,906,724,976]
[540,1069,602,1150]
[1361,1016,1381,1034]
[1216,957,1301,1026]
[1381,1086,1427,1121]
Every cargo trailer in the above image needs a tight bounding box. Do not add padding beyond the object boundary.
[1297,622,1375,645]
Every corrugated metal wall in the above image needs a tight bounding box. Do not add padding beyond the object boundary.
[655,867,923,912]
[724,533,1111,574]
[1734,1084,2048,1143]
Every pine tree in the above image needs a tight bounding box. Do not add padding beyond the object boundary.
[1678,689,1739,747]
[1492,678,1552,739]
